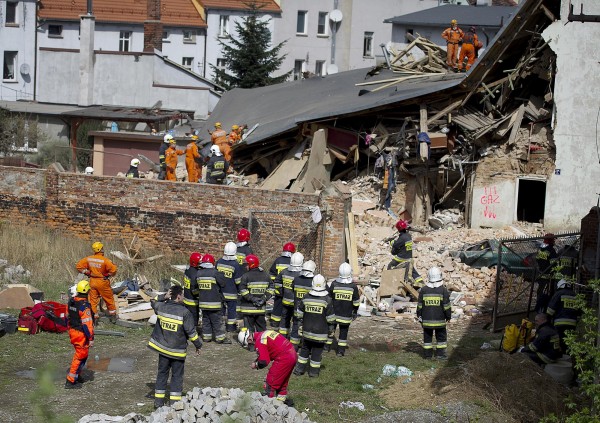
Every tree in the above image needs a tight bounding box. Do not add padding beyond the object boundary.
[211,2,291,89]
[0,109,47,156]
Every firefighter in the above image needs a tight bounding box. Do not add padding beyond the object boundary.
[547,279,581,353]
[277,252,304,337]
[228,124,242,146]
[457,26,483,72]
[269,242,296,328]
[148,285,202,409]
[210,122,232,164]
[238,254,270,350]
[206,145,229,184]
[387,220,423,290]
[520,313,562,366]
[289,260,316,349]
[185,135,202,183]
[554,244,578,283]
[535,233,558,312]
[76,242,118,324]
[236,228,254,268]
[441,19,464,69]
[126,158,140,178]
[294,274,335,378]
[196,254,230,344]
[326,262,360,357]
[243,330,297,406]
[417,267,451,359]
[165,138,185,182]
[65,280,94,389]
[183,252,203,326]
[158,134,172,180]
[216,242,244,334]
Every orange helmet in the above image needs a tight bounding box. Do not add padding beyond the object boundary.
[202,254,215,265]
[246,254,260,270]
[189,252,202,267]
[237,228,251,243]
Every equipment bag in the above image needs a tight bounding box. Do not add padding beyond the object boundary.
[18,308,38,335]
[31,302,68,333]
[501,318,534,353]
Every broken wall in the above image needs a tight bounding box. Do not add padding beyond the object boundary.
[0,166,348,277]
[542,2,600,230]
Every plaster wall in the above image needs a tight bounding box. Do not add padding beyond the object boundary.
[470,179,516,228]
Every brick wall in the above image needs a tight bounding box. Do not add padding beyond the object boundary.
[0,166,350,277]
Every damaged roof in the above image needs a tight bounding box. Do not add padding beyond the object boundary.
[383,5,516,28]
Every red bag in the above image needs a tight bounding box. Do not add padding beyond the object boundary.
[31,302,68,333]
[18,312,38,335]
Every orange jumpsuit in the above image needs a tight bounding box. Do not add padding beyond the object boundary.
[165,145,185,181]
[211,129,227,145]
[185,142,202,183]
[76,253,118,319]
[441,26,464,68]
[458,32,483,71]
[67,295,94,383]
[228,130,241,146]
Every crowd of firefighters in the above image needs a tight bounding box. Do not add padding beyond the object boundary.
[441,19,484,72]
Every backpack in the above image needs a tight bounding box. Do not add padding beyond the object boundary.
[18,310,38,335]
[501,318,534,353]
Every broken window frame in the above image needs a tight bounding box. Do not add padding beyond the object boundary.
[3,51,17,81]
[119,31,132,52]
[363,31,374,57]
[317,12,328,36]
[5,1,18,26]
[219,15,229,38]
[296,10,308,35]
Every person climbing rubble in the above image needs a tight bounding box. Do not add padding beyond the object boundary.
[65,280,94,389]
[387,220,424,290]
[457,26,483,72]
[196,254,231,344]
[277,252,304,338]
[325,263,360,357]
[216,242,244,335]
[268,242,296,328]
[441,19,464,69]
[238,254,271,350]
[417,267,451,359]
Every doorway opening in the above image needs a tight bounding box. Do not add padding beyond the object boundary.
[516,178,546,223]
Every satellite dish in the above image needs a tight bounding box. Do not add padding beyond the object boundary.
[329,9,343,23]
[326,64,339,75]
[20,63,30,75]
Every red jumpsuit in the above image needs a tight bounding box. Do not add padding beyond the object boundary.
[253,330,297,401]
[67,296,94,383]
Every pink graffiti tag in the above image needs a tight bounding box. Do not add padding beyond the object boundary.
[480,186,500,219]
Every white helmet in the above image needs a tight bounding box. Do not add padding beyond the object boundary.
[290,252,304,269]
[238,330,250,347]
[428,267,443,283]
[164,134,173,143]
[210,144,221,156]
[339,263,352,279]
[130,158,140,167]
[84,167,94,175]
[302,260,316,274]
[557,279,570,289]
[224,241,237,257]
[311,274,327,293]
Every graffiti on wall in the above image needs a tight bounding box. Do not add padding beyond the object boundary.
[480,186,500,219]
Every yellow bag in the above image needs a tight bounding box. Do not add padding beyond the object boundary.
[501,319,533,353]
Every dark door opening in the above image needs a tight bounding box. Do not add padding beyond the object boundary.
[517,179,546,223]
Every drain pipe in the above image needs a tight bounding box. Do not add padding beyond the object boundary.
[330,0,338,65]
[380,43,391,69]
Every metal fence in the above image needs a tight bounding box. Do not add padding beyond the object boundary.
[492,232,581,331]
[247,207,325,273]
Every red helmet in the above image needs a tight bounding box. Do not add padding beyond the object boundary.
[395,220,409,231]
[202,254,215,265]
[237,228,251,243]
[246,254,260,269]
[283,242,296,253]
[543,233,556,245]
[189,252,202,267]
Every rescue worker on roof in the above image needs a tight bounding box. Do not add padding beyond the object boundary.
[277,252,304,337]
[457,26,483,72]
[269,242,296,328]
[197,254,231,344]
[205,145,229,184]
[183,252,203,326]
[65,280,94,389]
[289,260,316,350]
[236,228,254,270]
[535,233,558,312]
[325,263,360,357]
[238,254,271,350]
[547,279,581,354]
[209,122,227,144]
[441,19,464,69]
[158,134,172,180]
[216,242,244,335]
[126,158,140,178]
[417,267,452,359]
[76,242,118,324]
[294,274,335,378]
[148,285,202,409]
[165,138,185,182]
[519,313,562,366]
[387,220,423,291]
[185,135,203,183]
[243,330,297,406]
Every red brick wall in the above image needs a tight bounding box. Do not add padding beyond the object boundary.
[0,166,349,276]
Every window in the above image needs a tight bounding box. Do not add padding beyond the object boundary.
[363,31,373,57]
[119,31,131,52]
[162,31,169,41]
[296,11,307,35]
[293,60,304,80]
[315,60,325,76]
[405,29,414,43]
[215,58,227,84]
[183,30,196,43]
[219,15,229,37]
[3,51,17,81]
[317,12,328,36]
[182,57,194,70]
[5,1,18,25]
[48,24,63,37]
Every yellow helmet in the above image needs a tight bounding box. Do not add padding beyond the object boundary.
[92,242,104,253]
[169,138,177,144]
[76,280,91,294]
[191,135,199,141]
[451,19,457,25]
[215,122,222,128]
[232,124,239,130]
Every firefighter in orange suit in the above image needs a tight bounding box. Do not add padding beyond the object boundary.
[441,19,464,69]
[210,122,233,164]
[165,138,185,181]
[185,135,202,183]
[458,26,483,71]
[76,242,118,323]
[228,125,242,146]
[65,280,94,389]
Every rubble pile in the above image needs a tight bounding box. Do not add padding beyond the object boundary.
[78,387,313,423]
[0,260,31,282]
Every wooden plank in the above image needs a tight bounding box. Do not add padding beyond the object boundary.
[391,37,419,64]
[507,104,525,146]
[118,309,154,321]
[347,212,360,275]
[345,227,353,269]
[427,99,462,125]
[299,129,330,193]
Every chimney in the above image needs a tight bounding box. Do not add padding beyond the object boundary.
[78,1,95,106]
[144,0,163,52]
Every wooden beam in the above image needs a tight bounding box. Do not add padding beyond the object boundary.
[427,99,462,125]
[507,104,525,146]
[347,212,360,275]
[420,103,428,132]
[391,36,419,64]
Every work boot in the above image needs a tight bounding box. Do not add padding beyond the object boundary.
[423,350,433,359]
[217,337,232,344]
[283,397,295,407]
[336,349,345,357]
[65,380,83,390]
[436,352,448,360]
[109,315,118,324]
[154,400,165,410]
[77,374,85,384]
[293,365,306,376]
[308,367,320,378]
[323,344,330,353]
